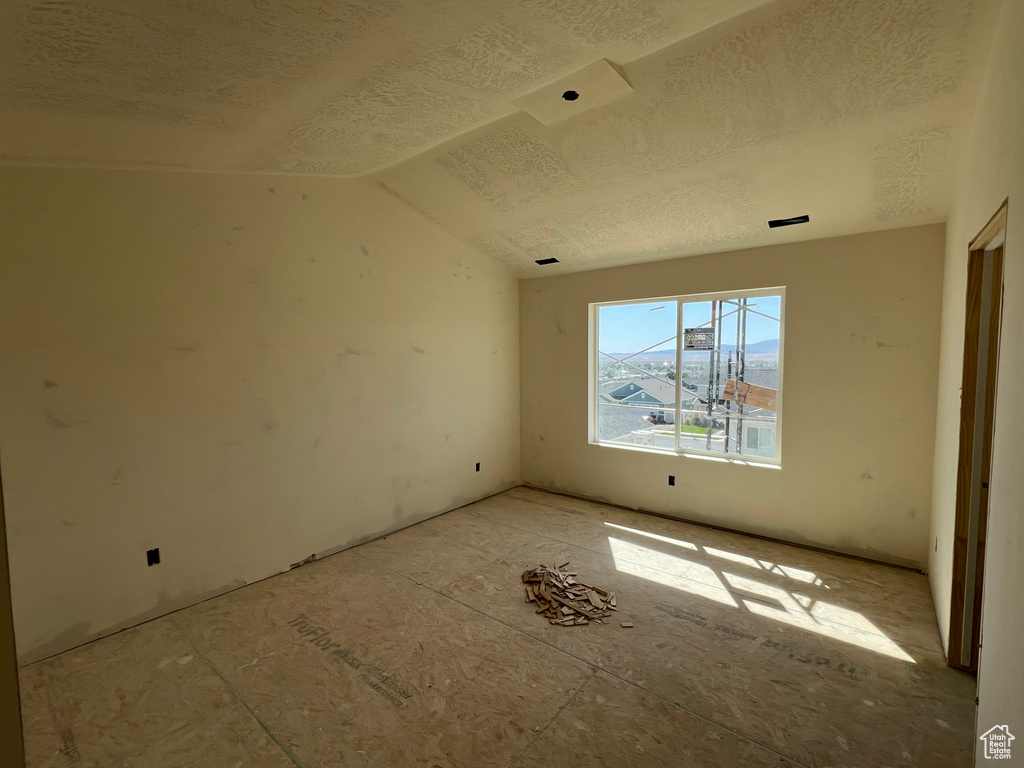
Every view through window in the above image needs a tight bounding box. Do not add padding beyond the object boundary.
[594,289,784,462]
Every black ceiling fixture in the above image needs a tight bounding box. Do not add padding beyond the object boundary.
[768,214,810,228]
[535,257,560,265]
[562,90,580,101]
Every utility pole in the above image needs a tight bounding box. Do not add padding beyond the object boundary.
[724,350,732,453]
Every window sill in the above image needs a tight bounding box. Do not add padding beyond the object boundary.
[589,439,781,469]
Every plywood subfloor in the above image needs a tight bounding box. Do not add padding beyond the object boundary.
[19,487,975,767]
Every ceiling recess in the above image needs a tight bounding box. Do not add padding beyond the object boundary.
[511,59,632,127]
[535,258,560,265]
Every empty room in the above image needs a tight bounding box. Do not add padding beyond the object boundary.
[1,0,1022,766]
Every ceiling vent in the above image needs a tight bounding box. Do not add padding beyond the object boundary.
[768,215,810,228]
[535,258,559,265]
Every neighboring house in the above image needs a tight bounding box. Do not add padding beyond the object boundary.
[600,374,777,457]
[609,419,777,458]
[601,377,679,424]
[603,378,672,401]
[600,375,777,458]
[743,367,779,391]
[598,376,770,442]
[725,418,776,459]
[681,367,779,411]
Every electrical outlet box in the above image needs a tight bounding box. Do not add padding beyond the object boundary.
[668,475,675,486]
[147,548,160,566]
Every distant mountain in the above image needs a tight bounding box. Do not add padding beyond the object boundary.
[602,339,779,361]
[737,338,780,355]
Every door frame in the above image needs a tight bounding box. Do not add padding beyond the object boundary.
[0,456,25,767]
[947,200,1008,671]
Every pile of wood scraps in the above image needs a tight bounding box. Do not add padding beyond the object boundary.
[522,562,625,626]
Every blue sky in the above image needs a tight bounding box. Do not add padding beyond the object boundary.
[598,296,781,353]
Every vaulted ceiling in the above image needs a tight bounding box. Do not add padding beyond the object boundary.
[0,0,997,274]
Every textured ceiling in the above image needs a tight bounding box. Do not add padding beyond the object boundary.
[0,0,998,274]
[0,0,767,172]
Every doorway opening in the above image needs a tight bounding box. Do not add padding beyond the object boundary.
[948,200,1008,672]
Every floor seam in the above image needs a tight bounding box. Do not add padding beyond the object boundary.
[352,550,810,768]
[506,667,599,768]
[429,508,582,559]
[355,533,574,601]
[168,617,306,768]
[461,508,611,559]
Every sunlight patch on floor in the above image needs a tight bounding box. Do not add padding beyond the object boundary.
[604,521,699,550]
[608,533,915,662]
[608,537,739,607]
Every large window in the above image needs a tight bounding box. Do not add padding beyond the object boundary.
[591,288,784,464]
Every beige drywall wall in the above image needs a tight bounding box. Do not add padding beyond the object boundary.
[0,473,25,766]
[0,167,520,665]
[520,224,944,568]
[928,0,1024,757]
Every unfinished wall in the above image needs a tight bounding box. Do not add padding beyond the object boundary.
[0,167,520,665]
[928,0,1024,757]
[520,224,944,568]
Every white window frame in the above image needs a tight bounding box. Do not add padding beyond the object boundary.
[588,286,785,466]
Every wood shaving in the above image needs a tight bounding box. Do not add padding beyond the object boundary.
[521,562,621,626]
